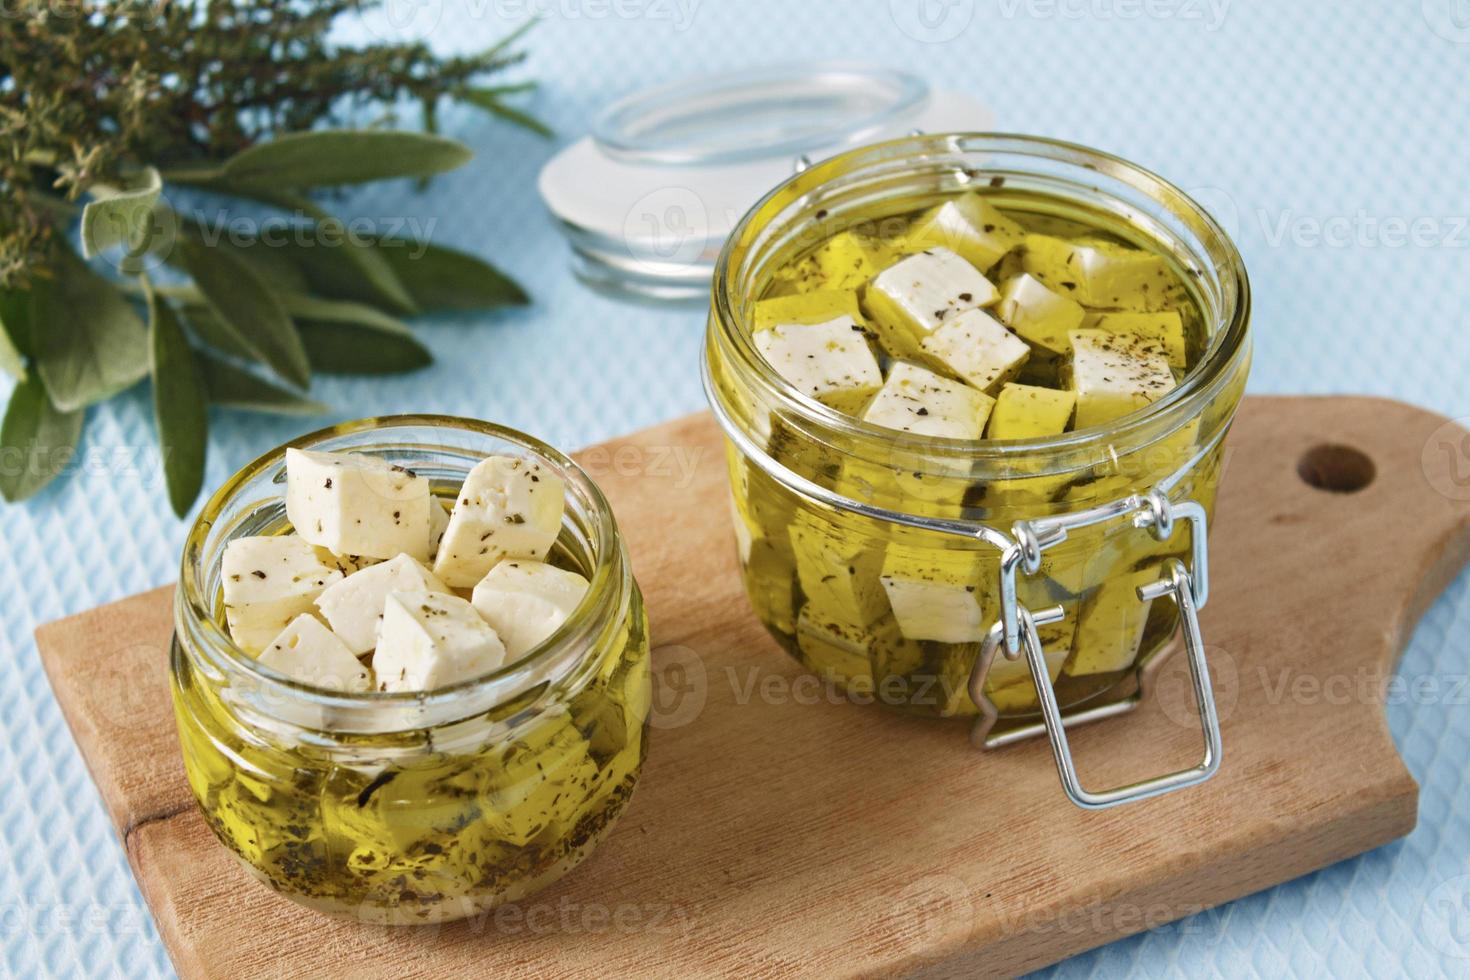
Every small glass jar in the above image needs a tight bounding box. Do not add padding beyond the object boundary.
[170,417,651,924]
[705,135,1250,753]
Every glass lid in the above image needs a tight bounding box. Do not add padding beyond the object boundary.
[592,64,930,167]
[539,63,992,303]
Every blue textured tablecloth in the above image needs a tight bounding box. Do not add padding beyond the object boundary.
[6,1,1470,976]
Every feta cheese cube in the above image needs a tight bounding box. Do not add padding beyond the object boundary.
[1068,329,1177,429]
[981,617,1076,693]
[995,273,1085,354]
[1067,568,1155,676]
[782,231,898,292]
[753,317,882,414]
[986,383,1076,439]
[471,560,590,661]
[795,607,876,694]
[315,549,381,576]
[864,248,999,358]
[373,590,507,692]
[863,362,995,440]
[1086,310,1187,368]
[879,545,986,643]
[432,456,565,589]
[986,615,1075,708]
[919,308,1030,394]
[285,448,432,562]
[752,289,864,332]
[222,535,344,654]
[1021,233,1175,310]
[427,498,451,563]
[907,193,1025,270]
[258,614,373,692]
[315,553,449,655]
[789,512,887,627]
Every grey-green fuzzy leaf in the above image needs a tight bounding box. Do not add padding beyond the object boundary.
[80,167,164,259]
[297,319,432,375]
[147,288,209,517]
[375,240,528,310]
[181,237,311,388]
[0,288,28,380]
[32,248,149,411]
[220,130,472,189]
[199,354,329,416]
[0,375,84,503]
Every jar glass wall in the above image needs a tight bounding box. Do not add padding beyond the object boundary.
[705,134,1250,732]
[170,417,651,924]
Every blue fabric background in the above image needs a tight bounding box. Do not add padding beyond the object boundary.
[5,1,1470,975]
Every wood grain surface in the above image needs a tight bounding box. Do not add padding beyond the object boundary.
[37,396,1470,978]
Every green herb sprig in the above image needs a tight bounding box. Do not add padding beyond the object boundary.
[0,1,546,515]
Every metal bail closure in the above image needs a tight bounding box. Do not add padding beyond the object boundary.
[972,493,1223,809]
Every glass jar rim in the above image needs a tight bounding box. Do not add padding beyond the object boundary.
[709,132,1252,469]
[176,414,629,711]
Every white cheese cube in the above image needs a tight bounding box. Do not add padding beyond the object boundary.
[985,619,1076,712]
[285,448,432,562]
[789,512,888,627]
[1069,329,1177,429]
[471,560,590,661]
[1022,233,1174,310]
[862,362,995,440]
[427,498,451,562]
[222,535,344,654]
[315,553,449,655]
[919,308,1030,394]
[1068,569,1155,676]
[865,248,999,348]
[879,546,986,644]
[907,194,1025,270]
[258,614,373,693]
[995,273,1086,354]
[432,456,565,589]
[373,590,507,692]
[753,316,882,414]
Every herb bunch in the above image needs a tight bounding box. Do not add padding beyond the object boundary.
[0,0,545,514]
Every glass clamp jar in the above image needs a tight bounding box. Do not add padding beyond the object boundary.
[171,417,652,923]
[704,134,1251,810]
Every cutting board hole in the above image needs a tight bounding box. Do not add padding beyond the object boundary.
[1297,444,1375,493]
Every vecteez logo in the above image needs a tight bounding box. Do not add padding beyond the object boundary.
[996,0,1230,30]
[1423,0,1470,42]
[890,0,976,43]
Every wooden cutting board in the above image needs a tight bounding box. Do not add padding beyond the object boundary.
[37,396,1470,979]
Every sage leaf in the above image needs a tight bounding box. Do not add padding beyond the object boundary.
[297,318,432,375]
[0,288,29,380]
[32,248,149,411]
[199,354,328,416]
[0,375,84,503]
[179,219,312,294]
[275,221,417,315]
[146,287,208,517]
[220,131,473,189]
[181,237,311,388]
[80,167,164,259]
[279,293,412,334]
[376,240,528,310]
[181,304,261,363]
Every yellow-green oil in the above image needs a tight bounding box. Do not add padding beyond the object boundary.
[723,187,1235,722]
[172,516,652,925]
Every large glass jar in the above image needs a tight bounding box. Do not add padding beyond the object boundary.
[171,417,651,924]
[705,134,1250,750]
